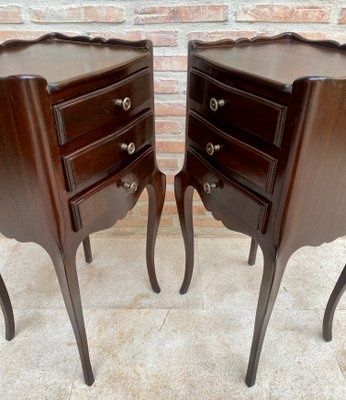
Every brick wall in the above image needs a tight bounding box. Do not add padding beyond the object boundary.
[0,1,345,237]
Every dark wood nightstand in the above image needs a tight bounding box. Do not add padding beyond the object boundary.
[175,33,346,386]
[0,33,165,385]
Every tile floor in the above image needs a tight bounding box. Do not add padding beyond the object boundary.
[0,234,345,399]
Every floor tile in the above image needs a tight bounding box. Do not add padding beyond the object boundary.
[70,309,255,400]
[0,237,17,273]
[0,237,345,399]
[289,239,346,309]
[0,237,204,310]
[76,237,204,309]
[0,309,80,399]
[257,310,345,399]
[197,237,346,310]
[70,309,345,400]
[197,237,262,310]
[316,309,346,377]
[1,242,66,309]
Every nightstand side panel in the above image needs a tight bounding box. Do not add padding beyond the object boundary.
[0,76,65,247]
[277,78,346,253]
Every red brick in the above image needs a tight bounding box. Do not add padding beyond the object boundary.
[164,191,176,201]
[156,141,185,153]
[193,205,207,215]
[154,79,179,94]
[159,218,174,227]
[155,120,182,135]
[138,202,177,215]
[135,5,228,24]
[287,31,346,44]
[138,186,175,202]
[138,204,148,215]
[30,6,124,23]
[138,191,148,201]
[160,192,207,205]
[163,204,178,214]
[157,158,179,171]
[116,216,173,227]
[88,30,178,47]
[166,175,175,185]
[193,191,201,201]
[0,31,83,44]
[236,5,331,23]
[0,31,49,42]
[193,217,224,227]
[0,6,23,23]
[154,56,187,71]
[188,30,264,41]
[155,102,186,117]
[339,8,346,24]
[295,32,328,41]
[145,30,178,46]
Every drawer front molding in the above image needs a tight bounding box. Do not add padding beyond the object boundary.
[62,111,154,191]
[188,150,270,233]
[188,112,278,193]
[189,69,287,146]
[54,68,152,144]
[70,148,155,232]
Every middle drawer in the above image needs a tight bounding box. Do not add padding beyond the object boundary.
[62,112,154,191]
[188,112,277,194]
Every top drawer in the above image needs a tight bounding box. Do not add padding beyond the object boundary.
[189,69,286,147]
[54,68,152,144]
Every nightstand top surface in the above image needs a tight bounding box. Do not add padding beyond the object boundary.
[193,37,346,89]
[0,35,148,86]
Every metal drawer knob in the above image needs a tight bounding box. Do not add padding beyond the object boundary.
[203,182,217,194]
[206,142,221,156]
[115,97,131,111]
[121,142,136,155]
[209,97,225,112]
[123,181,138,193]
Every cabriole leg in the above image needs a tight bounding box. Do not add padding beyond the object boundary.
[323,265,346,341]
[0,273,15,341]
[175,172,195,294]
[82,236,92,264]
[52,248,94,386]
[146,171,166,294]
[245,252,287,387]
[248,239,258,266]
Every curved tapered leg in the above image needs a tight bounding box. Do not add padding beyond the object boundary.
[82,236,92,264]
[52,248,94,386]
[248,239,258,266]
[175,173,195,294]
[245,252,287,387]
[323,265,346,342]
[146,171,166,294]
[0,274,14,341]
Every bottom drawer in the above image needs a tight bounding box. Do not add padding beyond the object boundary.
[70,148,154,232]
[187,150,270,233]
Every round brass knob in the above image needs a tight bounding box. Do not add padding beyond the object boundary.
[203,182,217,194]
[121,142,136,155]
[115,97,131,111]
[206,142,221,156]
[209,97,225,112]
[123,182,138,193]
